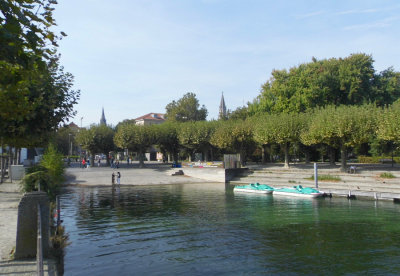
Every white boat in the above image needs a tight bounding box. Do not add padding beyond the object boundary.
[233,183,274,194]
[273,185,324,198]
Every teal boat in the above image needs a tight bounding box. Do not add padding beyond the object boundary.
[234,183,274,194]
[273,185,323,198]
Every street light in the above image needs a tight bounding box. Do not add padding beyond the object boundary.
[80,117,83,128]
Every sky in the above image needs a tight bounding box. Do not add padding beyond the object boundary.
[53,0,400,127]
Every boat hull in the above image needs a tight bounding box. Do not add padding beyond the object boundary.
[233,187,273,194]
[273,191,323,198]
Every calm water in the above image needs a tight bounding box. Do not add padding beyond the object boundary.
[61,183,400,275]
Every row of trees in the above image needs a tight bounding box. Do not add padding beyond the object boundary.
[71,102,400,171]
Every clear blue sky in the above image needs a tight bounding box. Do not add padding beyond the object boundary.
[53,0,400,127]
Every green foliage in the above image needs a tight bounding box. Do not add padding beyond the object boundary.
[154,122,180,161]
[76,124,115,156]
[376,102,400,144]
[165,92,208,122]
[358,156,400,163]
[380,172,396,179]
[210,120,256,162]
[21,144,64,199]
[248,54,400,116]
[114,123,156,167]
[306,175,341,182]
[0,1,79,147]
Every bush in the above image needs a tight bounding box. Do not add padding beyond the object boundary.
[358,156,400,163]
[380,172,396,178]
[306,174,341,182]
[21,144,65,199]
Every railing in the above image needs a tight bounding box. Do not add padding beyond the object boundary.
[37,203,44,276]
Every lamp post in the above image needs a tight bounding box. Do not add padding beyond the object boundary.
[80,117,83,128]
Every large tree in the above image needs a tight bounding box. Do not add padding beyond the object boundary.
[248,54,399,115]
[254,113,307,168]
[301,105,377,171]
[165,92,208,122]
[0,1,79,147]
[76,125,115,165]
[114,123,156,167]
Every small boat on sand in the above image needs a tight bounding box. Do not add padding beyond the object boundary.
[234,183,274,194]
[273,185,323,198]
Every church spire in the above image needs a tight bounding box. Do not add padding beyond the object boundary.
[100,107,107,125]
[219,92,227,120]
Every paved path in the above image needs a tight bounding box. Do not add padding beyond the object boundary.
[0,182,21,261]
[65,163,215,186]
[0,182,56,275]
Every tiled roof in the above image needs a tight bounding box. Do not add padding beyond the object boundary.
[134,113,165,121]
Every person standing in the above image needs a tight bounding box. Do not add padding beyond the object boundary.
[117,172,121,185]
[87,159,91,169]
[98,158,101,167]
[111,172,115,185]
[82,158,86,168]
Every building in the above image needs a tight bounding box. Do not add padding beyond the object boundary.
[100,107,107,125]
[219,92,227,120]
[134,113,165,126]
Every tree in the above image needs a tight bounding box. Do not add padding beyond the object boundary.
[301,105,377,171]
[210,120,256,163]
[177,121,216,161]
[114,123,156,167]
[377,101,400,144]
[154,122,180,162]
[248,54,398,115]
[254,113,307,168]
[165,92,208,122]
[76,125,115,165]
[0,1,79,147]
[227,106,249,121]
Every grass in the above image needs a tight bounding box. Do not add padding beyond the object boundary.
[380,172,396,179]
[306,174,341,182]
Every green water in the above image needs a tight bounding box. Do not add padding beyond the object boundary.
[61,183,400,275]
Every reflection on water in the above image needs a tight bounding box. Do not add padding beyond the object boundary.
[61,184,400,275]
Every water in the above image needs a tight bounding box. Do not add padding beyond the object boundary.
[60,184,400,275]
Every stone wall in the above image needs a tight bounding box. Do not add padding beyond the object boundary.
[14,191,50,259]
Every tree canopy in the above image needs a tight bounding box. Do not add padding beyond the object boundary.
[0,0,79,146]
[248,53,400,115]
[165,92,208,122]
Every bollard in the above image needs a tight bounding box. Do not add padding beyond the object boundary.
[314,163,318,189]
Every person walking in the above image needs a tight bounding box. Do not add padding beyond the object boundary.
[82,158,86,168]
[98,158,101,167]
[87,159,91,169]
[117,172,121,185]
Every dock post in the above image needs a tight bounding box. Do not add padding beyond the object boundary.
[314,163,318,189]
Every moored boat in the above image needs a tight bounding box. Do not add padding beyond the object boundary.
[234,183,274,194]
[273,185,323,198]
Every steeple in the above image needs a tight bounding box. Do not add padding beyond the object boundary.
[219,92,227,120]
[100,107,107,125]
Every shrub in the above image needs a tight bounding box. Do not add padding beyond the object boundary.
[380,172,396,178]
[21,144,65,199]
[306,174,341,182]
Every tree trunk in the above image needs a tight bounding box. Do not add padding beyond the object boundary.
[283,142,290,168]
[210,148,214,162]
[138,150,145,168]
[304,149,310,164]
[340,144,347,172]
[90,152,95,168]
[329,146,335,165]
[203,150,208,162]
[262,145,266,163]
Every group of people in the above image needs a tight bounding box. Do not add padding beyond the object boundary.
[81,158,90,168]
[112,171,121,185]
